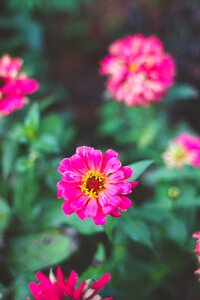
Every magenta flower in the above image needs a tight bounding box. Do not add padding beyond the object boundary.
[162,133,200,169]
[27,266,112,300]
[100,34,176,106]
[57,146,138,225]
[0,54,39,117]
[193,232,200,280]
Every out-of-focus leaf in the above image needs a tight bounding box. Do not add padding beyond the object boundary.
[40,114,63,137]
[145,166,200,185]
[0,198,10,232]
[40,201,104,235]
[8,230,74,272]
[165,84,198,103]
[13,170,39,220]
[33,134,60,153]
[129,160,154,180]
[2,139,18,179]
[24,103,40,142]
[12,274,34,300]
[165,216,188,245]
[121,218,153,248]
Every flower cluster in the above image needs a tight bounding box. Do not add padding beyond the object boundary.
[192,232,200,279]
[57,146,138,225]
[0,54,39,117]
[28,266,112,300]
[100,34,175,107]
[162,133,200,169]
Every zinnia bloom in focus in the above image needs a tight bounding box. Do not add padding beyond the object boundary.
[27,266,112,300]
[162,133,200,169]
[0,54,39,117]
[192,231,200,280]
[57,146,138,225]
[100,34,175,106]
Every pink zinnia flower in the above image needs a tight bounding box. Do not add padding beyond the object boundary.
[27,267,112,300]
[193,231,200,280]
[162,133,200,169]
[57,146,138,225]
[100,34,176,106]
[0,54,39,117]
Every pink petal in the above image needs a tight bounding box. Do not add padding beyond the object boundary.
[91,273,111,291]
[193,232,200,240]
[118,196,133,211]
[101,149,118,172]
[62,171,82,183]
[69,154,88,174]
[76,207,87,221]
[120,166,133,179]
[84,199,98,217]
[104,183,120,195]
[76,146,103,170]
[70,194,88,211]
[107,171,124,183]
[62,201,74,215]
[93,212,106,225]
[102,157,121,175]
[110,209,122,217]
[62,188,82,201]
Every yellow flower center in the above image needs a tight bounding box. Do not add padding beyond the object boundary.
[129,63,138,72]
[80,170,105,198]
[173,147,187,162]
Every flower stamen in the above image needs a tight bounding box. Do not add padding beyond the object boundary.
[80,170,105,198]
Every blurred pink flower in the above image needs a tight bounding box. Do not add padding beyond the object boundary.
[0,54,39,117]
[193,231,200,280]
[57,146,138,225]
[28,266,112,300]
[162,133,200,169]
[100,34,176,106]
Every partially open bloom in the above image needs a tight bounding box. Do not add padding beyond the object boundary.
[57,146,138,225]
[100,34,175,106]
[0,54,39,117]
[162,133,200,169]
[28,266,112,300]
[192,232,200,280]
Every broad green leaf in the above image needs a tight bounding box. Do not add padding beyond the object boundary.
[0,198,10,232]
[40,201,104,235]
[165,84,198,103]
[129,160,154,180]
[8,230,75,272]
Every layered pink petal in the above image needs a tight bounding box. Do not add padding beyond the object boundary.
[100,34,176,107]
[58,146,138,225]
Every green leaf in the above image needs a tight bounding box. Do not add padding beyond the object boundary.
[129,160,154,180]
[13,170,39,220]
[24,103,40,142]
[165,84,198,103]
[40,201,104,235]
[121,218,153,248]
[8,230,75,273]
[0,198,10,232]
[12,274,34,300]
[2,139,18,179]
[33,134,60,153]
[165,216,188,245]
